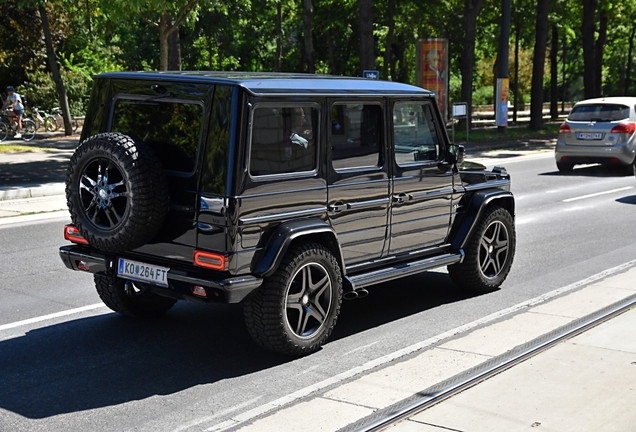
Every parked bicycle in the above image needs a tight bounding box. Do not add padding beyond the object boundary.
[31,107,58,132]
[0,109,36,141]
[50,107,79,133]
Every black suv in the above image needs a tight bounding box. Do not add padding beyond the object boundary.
[60,72,515,356]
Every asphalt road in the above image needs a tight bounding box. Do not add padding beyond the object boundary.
[2,153,636,431]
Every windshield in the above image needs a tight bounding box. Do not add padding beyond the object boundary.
[568,104,630,122]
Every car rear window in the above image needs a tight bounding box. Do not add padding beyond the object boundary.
[568,104,630,122]
[112,99,203,174]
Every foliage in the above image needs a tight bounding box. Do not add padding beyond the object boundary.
[19,68,91,116]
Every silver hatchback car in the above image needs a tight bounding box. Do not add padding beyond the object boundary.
[555,97,636,172]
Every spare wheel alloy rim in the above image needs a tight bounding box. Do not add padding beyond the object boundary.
[78,157,130,230]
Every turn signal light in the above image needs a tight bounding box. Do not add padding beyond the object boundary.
[559,123,571,133]
[194,250,228,271]
[64,225,89,245]
[610,123,636,135]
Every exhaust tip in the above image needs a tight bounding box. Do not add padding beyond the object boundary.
[343,291,359,300]
[356,288,369,298]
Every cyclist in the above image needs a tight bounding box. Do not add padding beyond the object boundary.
[4,86,24,138]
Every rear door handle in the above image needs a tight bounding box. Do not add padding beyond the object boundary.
[328,202,349,213]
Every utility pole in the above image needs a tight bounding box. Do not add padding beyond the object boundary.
[497,0,511,132]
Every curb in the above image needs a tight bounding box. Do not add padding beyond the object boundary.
[0,182,65,201]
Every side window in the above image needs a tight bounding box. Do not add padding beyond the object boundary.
[201,85,233,195]
[249,106,318,177]
[331,104,382,171]
[393,102,441,166]
[112,99,203,173]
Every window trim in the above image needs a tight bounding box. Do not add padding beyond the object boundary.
[108,93,206,177]
[329,100,385,173]
[392,100,445,168]
[246,102,321,181]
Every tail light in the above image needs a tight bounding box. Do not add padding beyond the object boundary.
[194,250,228,271]
[559,123,571,133]
[64,225,89,245]
[610,123,636,135]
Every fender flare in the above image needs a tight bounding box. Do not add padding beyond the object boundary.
[449,189,515,250]
[251,218,345,278]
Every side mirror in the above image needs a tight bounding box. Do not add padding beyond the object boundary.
[449,144,465,165]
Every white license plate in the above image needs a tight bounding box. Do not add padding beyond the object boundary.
[577,132,604,140]
[117,258,169,287]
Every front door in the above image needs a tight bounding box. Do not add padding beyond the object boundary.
[327,100,390,266]
[389,100,454,255]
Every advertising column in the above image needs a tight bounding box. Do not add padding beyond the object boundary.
[417,39,449,122]
[495,78,509,128]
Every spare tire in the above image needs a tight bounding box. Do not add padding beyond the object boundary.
[66,132,168,253]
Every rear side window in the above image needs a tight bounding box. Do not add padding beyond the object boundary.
[393,102,441,166]
[568,104,630,122]
[249,106,318,177]
[331,103,382,171]
[112,99,203,173]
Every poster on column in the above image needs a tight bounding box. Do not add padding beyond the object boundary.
[417,38,448,121]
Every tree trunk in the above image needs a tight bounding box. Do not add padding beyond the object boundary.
[86,0,93,41]
[460,0,484,129]
[275,2,282,72]
[303,0,314,73]
[529,0,549,130]
[359,0,374,72]
[582,0,597,99]
[383,0,395,80]
[167,14,182,71]
[513,15,520,123]
[38,4,73,136]
[625,24,635,95]
[158,13,170,71]
[594,4,607,97]
[550,24,558,120]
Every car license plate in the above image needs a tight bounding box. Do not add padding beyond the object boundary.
[117,258,169,287]
[577,132,604,140]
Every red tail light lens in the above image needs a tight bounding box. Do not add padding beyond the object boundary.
[194,250,228,271]
[559,123,571,133]
[64,225,89,245]
[610,123,636,135]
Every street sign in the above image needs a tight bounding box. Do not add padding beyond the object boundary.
[363,70,379,80]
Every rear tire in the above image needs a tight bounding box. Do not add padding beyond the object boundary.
[556,161,574,172]
[94,274,176,318]
[448,206,515,293]
[21,119,36,141]
[243,243,343,356]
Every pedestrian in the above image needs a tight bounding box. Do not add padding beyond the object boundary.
[4,86,24,138]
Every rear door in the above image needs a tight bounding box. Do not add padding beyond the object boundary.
[327,100,390,265]
[389,99,454,255]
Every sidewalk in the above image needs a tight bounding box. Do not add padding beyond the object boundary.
[390,305,636,432]
[215,264,636,432]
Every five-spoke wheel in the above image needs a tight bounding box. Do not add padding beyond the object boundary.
[244,243,343,356]
[478,220,510,279]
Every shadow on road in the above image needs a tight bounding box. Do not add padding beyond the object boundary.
[538,164,631,177]
[616,195,636,205]
[0,271,474,419]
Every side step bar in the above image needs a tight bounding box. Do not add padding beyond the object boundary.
[346,251,464,290]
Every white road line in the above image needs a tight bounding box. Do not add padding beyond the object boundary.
[203,259,636,432]
[563,186,633,203]
[0,303,106,332]
[172,396,263,432]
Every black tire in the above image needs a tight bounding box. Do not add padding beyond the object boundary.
[0,122,7,141]
[66,132,168,253]
[243,243,343,356]
[448,206,515,293]
[94,274,176,318]
[556,161,574,172]
[21,119,36,141]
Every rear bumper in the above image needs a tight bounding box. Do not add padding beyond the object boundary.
[59,245,262,303]
[555,139,635,165]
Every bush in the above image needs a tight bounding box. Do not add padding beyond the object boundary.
[19,68,91,117]
[473,85,494,106]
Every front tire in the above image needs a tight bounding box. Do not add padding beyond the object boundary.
[243,243,343,356]
[94,274,176,318]
[0,122,7,141]
[448,206,515,293]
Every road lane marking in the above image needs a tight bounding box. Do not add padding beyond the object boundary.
[563,186,633,203]
[202,259,636,432]
[0,303,106,332]
[172,396,263,432]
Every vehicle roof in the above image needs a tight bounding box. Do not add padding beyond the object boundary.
[573,96,636,107]
[95,71,433,97]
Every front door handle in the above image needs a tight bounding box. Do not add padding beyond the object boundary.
[393,193,409,204]
[328,202,348,213]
